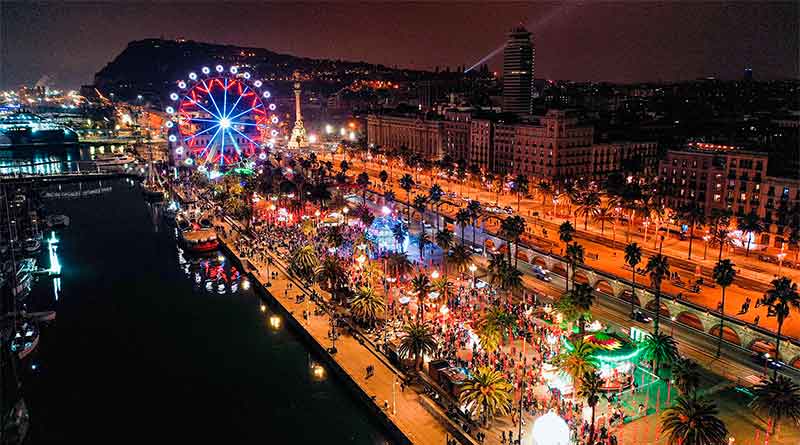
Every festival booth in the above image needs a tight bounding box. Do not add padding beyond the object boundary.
[560,324,641,392]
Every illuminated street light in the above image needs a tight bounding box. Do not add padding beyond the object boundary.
[340,127,346,136]
[431,270,440,280]
[260,304,266,313]
[381,206,391,216]
[308,133,318,143]
[468,263,477,287]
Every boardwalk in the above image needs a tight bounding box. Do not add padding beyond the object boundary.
[217,219,463,445]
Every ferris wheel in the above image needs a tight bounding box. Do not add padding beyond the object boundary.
[164,64,280,171]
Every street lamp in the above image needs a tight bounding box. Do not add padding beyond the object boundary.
[703,235,710,260]
[777,252,787,277]
[431,270,440,280]
[468,263,477,288]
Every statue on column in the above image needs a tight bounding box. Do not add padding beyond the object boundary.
[288,70,309,149]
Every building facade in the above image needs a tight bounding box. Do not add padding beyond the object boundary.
[502,27,534,117]
[366,114,444,160]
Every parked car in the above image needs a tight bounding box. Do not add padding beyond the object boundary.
[751,352,783,370]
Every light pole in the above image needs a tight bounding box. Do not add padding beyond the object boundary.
[777,252,786,277]
[703,235,710,260]
[392,377,397,415]
[468,263,477,288]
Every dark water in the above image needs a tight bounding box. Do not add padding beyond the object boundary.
[19,178,390,444]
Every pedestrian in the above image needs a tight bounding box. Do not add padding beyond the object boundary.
[400,381,405,392]
[754,315,760,325]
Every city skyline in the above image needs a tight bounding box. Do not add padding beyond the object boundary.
[1,1,798,89]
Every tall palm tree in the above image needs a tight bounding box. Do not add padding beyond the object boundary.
[456,208,471,245]
[475,307,515,352]
[641,331,679,375]
[660,396,728,445]
[671,357,702,397]
[417,231,431,261]
[554,341,598,389]
[314,256,346,302]
[537,180,551,208]
[398,321,436,371]
[513,174,529,212]
[349,286,384,327]
[356,171,370,205]
[459,367,513,425]
[625,242,643,314]
[410,273,432,321]
[428,183,444,231]
[750,375,800,435]
[565,242,585,292]
[576,191,601,230]
[559,220,575,250]
[712,259,736,357]
[386,251,412,280]
[645,253,670,336]
[500,215,526,266]
[761,277,800,375]
[678,202,705,259]
[378,169,388,190]
[398,173,415,223]
[578,371,603,444]
[738,211,765,257]
[413,195,428,231]
[467,200,482,247]
[570,283,595,336]
[448,244,473,272]
[435,229,455,272]
[594,204,616,236]
[391,222,408,253]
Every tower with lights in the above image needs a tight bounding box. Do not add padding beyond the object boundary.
[288,70,309,149]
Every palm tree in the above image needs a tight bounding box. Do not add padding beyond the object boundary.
[410,273,432,321]
[537,180,551,208]
[378,169,388,190]
[712,259,736,357]
[570,283,595,336]
[671,357,702,397]
[513,174,529,212]
[417,231,431,261]
[576,191,601,230]
[500,215,526,266]
[565,242,585,292]
[475,307,515,352]
[448,244,473,272]
[761,277,800,375]
[645,253,670,336]
[349,286,384,326]
[678,203,705,259]
[290,245,319,278]
[554,341,598,389]
[432,276,453,302]
[641,331,679,375]
[578,371,603,444]
[499,265,523,296]
[356,171,370,204]
[428,183,444,231]
[467,200,482,247]
[459,367,513,425]
[314,256,346,302]
[456,208,471,245]
[413,195,428,231]
[435,229,454,272]
[594,204,616,236]
[391,222,408,253]
[660,396,728,445]
[625,242,643,314]
[738,211,765,257]
[750,375,800,435]
[559,220,575,250]
[397,321,436,371]
[398,173,415,223]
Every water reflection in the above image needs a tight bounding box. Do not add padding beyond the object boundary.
[176,245,243,296]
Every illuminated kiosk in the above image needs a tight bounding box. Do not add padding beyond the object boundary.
[366,213,407,254]
[560,328,641,392]
[531,411,571,445]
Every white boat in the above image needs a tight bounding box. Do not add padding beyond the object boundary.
[23,238,40,254]
[94,153,136,169]
[3,258,36,298]
[10,322,39,360]
[46,214,70,228]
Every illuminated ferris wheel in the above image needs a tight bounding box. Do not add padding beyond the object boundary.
[164,64,280,170]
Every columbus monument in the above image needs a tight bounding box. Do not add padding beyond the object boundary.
[288,70,309,149]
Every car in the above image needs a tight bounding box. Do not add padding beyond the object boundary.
[470,245,484,254]
[423,222,433,230]
[503,206,514,214]
[631,309,653,323]
[448,192,458,198]
[532,265,552,282]
[751,352,783,370]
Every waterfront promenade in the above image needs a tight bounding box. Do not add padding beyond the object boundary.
[216,217,466,445]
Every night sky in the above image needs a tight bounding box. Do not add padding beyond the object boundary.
[1,1,797,89]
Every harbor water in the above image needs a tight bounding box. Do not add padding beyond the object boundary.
[16,172,390,444]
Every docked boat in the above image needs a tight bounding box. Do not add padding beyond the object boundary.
[176,211,219,253]
[93,153,136,170]
[22,238,40,254]
[10,321,39,360]
[3,258,36,298]
[142,155,166,202]
[46,214,70,229]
